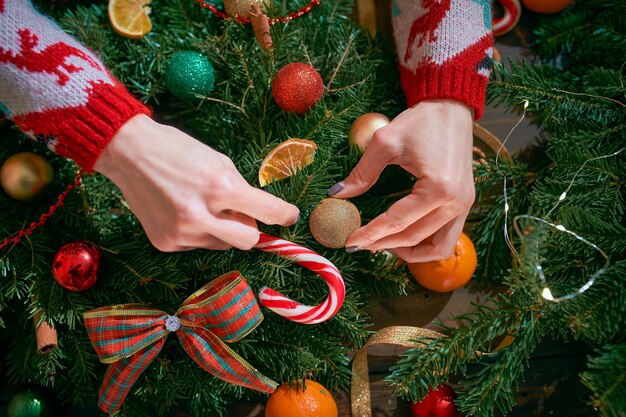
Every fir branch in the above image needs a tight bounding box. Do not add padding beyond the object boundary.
[326,32,356,92]
[488,62,624,125]
[565,261,626,344]
[386,290,537,406]
[581,343,626,417]
[457,314,541,417]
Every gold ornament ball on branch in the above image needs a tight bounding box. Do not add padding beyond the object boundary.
[0,152,53,201]
[309,198,361,249]
[224,0,270,18]
[348,112,390,154]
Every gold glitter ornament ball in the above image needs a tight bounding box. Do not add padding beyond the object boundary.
[224,0,270,18]
[348,113,390,154]
[1,152,53,201]
[309,198,361,249]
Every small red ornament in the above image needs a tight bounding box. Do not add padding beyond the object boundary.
[52,241,101,292]
[522,0,572,14]
[410,385,461,417]
[272,62,324,114]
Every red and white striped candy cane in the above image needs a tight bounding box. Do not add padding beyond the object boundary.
[255,233,345,324]
[492,0,522,36]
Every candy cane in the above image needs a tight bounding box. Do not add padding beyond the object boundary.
[492,0,522,37]
[255,233,345,324]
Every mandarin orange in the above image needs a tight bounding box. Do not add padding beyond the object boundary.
[407,233,477,293]
[265,379,338,417]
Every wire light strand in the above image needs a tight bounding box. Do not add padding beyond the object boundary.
[495,100,528,255]
[494,101,620,303]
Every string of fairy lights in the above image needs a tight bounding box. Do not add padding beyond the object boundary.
[494,100,622,302]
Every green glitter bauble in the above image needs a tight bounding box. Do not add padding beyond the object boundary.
[7,388,53,417]
[165,51,215,101]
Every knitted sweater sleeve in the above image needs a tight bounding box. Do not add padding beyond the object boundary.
[392,0,493,119]
[0,0,151,172]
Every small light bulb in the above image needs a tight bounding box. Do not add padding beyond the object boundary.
[541,287,554,301]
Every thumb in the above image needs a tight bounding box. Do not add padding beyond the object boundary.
[329,137,393,198]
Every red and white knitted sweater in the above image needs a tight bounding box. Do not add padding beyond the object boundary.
[393,0,493,118]
[0,0,492,172]
[0,0,151,172]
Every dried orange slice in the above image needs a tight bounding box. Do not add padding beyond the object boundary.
[259,138,318,187]
[108,0,152,39]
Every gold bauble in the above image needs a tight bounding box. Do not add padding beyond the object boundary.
[0,152,54,201]
[348,112,390,154]
[309,198,361,249]
[224,0,270,18]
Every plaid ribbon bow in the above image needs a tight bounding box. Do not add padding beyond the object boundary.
[84,271,277,413]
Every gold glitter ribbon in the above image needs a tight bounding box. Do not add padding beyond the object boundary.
[351,326,515,417]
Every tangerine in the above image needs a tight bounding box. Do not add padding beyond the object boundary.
[258,138,317,187]
[265,379,338,417]
[407,233,477,293]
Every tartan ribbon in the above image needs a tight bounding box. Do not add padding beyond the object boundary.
[84,271,277,413]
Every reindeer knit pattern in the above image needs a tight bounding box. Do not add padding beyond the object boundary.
[1,0,491,173]
[0,0,150,172]
[393,0,493,119]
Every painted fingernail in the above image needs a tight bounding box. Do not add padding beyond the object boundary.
[346,246,361,253]
[296,214,301,223]
[328,182,345,196]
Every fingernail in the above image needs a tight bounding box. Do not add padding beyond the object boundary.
[328,182,345,197]
[288,213,300,226]
[346,246,360,253]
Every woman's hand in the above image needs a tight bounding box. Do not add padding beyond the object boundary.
[95,114,300,251]
[330,100,475,262]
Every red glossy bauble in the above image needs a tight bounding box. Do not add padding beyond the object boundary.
[272,63,324,114]
[410,385,461,417]
[52,241,101,292]
[522,0,572,13]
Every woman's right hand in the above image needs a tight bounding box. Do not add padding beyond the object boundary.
[94,114,300,251]
[330,100,475,262]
